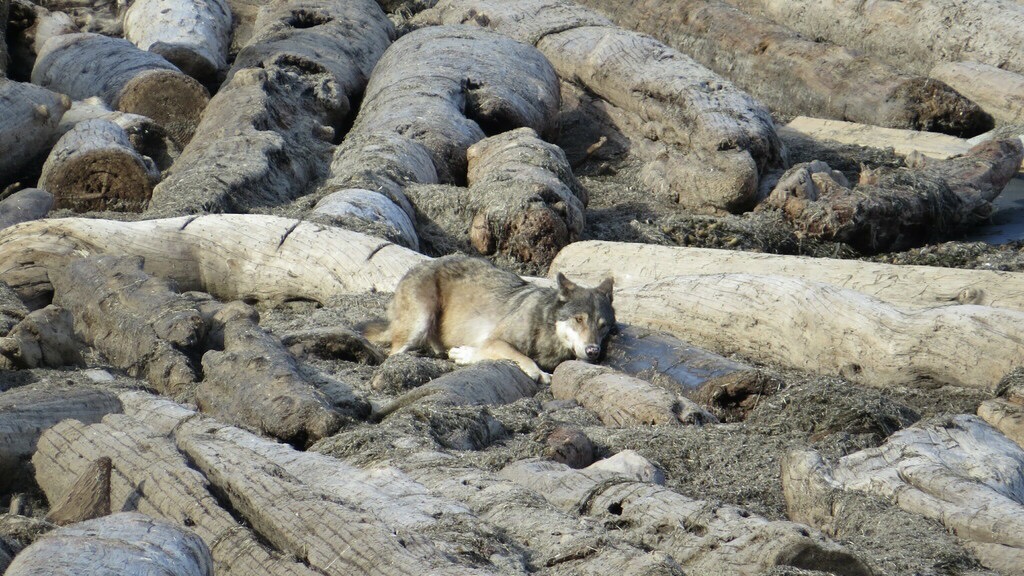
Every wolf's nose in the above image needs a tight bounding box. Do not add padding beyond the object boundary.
[585,344,601,360]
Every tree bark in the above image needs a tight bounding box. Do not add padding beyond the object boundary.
[551,240,1024,312]
[0,188,53,230]
[32,33,210,146]
[576,0,991,137]
[39,118,160,212]
[5,0,77,81]
[783,415,1024,575]
[123,0,232,84]
[0,214,428,308]
[0,78,69,187]
[0,385,121,493]
[4,512,214,576]
[930,61,1024,126]
[606,273,1024,391]
[0,304,83,369]
[418,0,786,213]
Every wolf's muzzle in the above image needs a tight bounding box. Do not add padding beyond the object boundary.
[584,344,601,360]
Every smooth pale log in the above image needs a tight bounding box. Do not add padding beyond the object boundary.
[33,415,320,576]
[123,0,232,83]
[978,398,1024,449]
[0,385,121,493]
[32,32,210,145]
[551,240,1024,312]
[4,512,213,576]
[0,188,53,230]
[930,61,1024,125]
[59,97,181,171]
[784,415,1024,575]
[375,362,540,420]
[551,361,717,426]
[0,79,70,186]
[39,118,160,212]
[0,214,428,307]
[607,274,1024,391]
[501,454,872,576]
[313,188,419,250]
[0,304,83,369]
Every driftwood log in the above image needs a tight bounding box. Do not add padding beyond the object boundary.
[783,415,1024,575]
[930,61,1024,126]
[58,97,180,171]
[784,116,986,161]
[0,78,70,187]
[33,0,122,35]
[418,0,785,213]
[123,0,232,84]
[4,512,214,576]
[5,0,78,80]
[0,304,83,369]
[32,32,209,145]
[0,188,53,230]
[0,385,121,493]
[38,118,160,212]
[576,0,991,137]
[0,214,428,308]
[43,456,111,525]
[727,0,1024,77]
[551,240,1024,311]
[499,453,872,576]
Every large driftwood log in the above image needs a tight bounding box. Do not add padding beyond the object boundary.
[59,97,180,171]
[148,0,393,216]
[0,188,53,230]
[418,0,785,213]
[930,62,1024,126]
[0,215,428,307]
[0,385,121,493]
[123,0,232,84]
[727,0,1024,77]
[551,361,717,426]
[500,453,872,575]
[783,415,1024,575]
[34,415,323,576]
[978,397,1024,449]
[38,118,160,212]
[576,0,991,137]
[4,512,214,576]
[375,362,539,420]
[5,0,77,80]
[551,240,1024,311]
[43,456,112,525]
[49,255,203,395]
[0,304,83,369]
[0,79,70,187]
[32,33,210,146]
[604,274,1024,391]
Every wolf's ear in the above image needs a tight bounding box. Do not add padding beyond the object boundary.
[556,273,577,301]
[597,277,614,302]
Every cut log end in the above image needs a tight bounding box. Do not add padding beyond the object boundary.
[117,69,210,146]
[45,150,157,213]
[148,41,219,86]
[892,77,994,138]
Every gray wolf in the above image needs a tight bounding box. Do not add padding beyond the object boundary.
[363,255,615,383]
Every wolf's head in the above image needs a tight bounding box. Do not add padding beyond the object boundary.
[554,273,616,362]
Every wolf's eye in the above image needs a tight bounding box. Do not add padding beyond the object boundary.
[574,314,586,324]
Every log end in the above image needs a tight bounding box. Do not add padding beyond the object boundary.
[148,41,221,87]
[891,77,994,138]
[116,69,210,146]
[41,147,159,213]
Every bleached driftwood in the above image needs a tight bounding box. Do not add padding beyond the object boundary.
[39,118,161,212]
[32,0,122,34]
[32,33,209,145]
[375,362,540,420]
[0,385,121,493]
[551,240,1024,311]
[418,0,785,213]
[576,0,991,137]
[0,188,53,230]
[0,214,428,307]
[59,97,180,171]
[603,274,1024,390]
[0,79,69,186]
[500,453,872,575]
[783,415,1024,575]
[551,360,717,426]
[5,0,77,79]
[0,304,83,369]
[123,0,232,83]
[313,188,419,250]
[978,398,1024,449]
[43,456,111,525]
[4,512,213,576]
[930,62,1024,126]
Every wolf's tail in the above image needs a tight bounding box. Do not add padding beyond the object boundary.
[357,319,391,347]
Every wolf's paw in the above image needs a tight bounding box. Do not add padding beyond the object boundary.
[448,346,477,365]
[538,371,552,386]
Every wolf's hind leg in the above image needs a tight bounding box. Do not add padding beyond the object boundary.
[388,279,440,355]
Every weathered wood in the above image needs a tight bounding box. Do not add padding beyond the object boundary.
[49,255,203,395]
[39,118,160,212]
[43,457,111,525]
[931,62,1024,126]
[313,188,419,249]
[1,0,10,76]
[0,188,52,230]
[123,0,232,84]
[59,97,181,171]
[418,0,786,213]
[223,0,268,54]
[551,360,717,426]
[978,398,1024,449]
[577,0,991,137]
[198,301,353,445]
[783,415,1024,575]
[0,78,70,187]
[0,385,121,493]
[551,240,1024,311]
[501,453,872,575]
[0,304,83,369]
[148,0,393,216]
[280,326,386,364]
[5,0,77,80]
[0,214,428,308]
[34,415,322,575]
[34,0,121,34]
[33,33,209,146]
[0,281,28,336]
[606,274,1024,391]
[4,512,213,576]
[727,0,1024,76]
[543,425,595,468]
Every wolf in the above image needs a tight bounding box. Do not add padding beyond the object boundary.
[364,255,615,383]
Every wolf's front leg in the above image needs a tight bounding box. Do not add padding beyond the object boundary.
[449,340,551,384]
